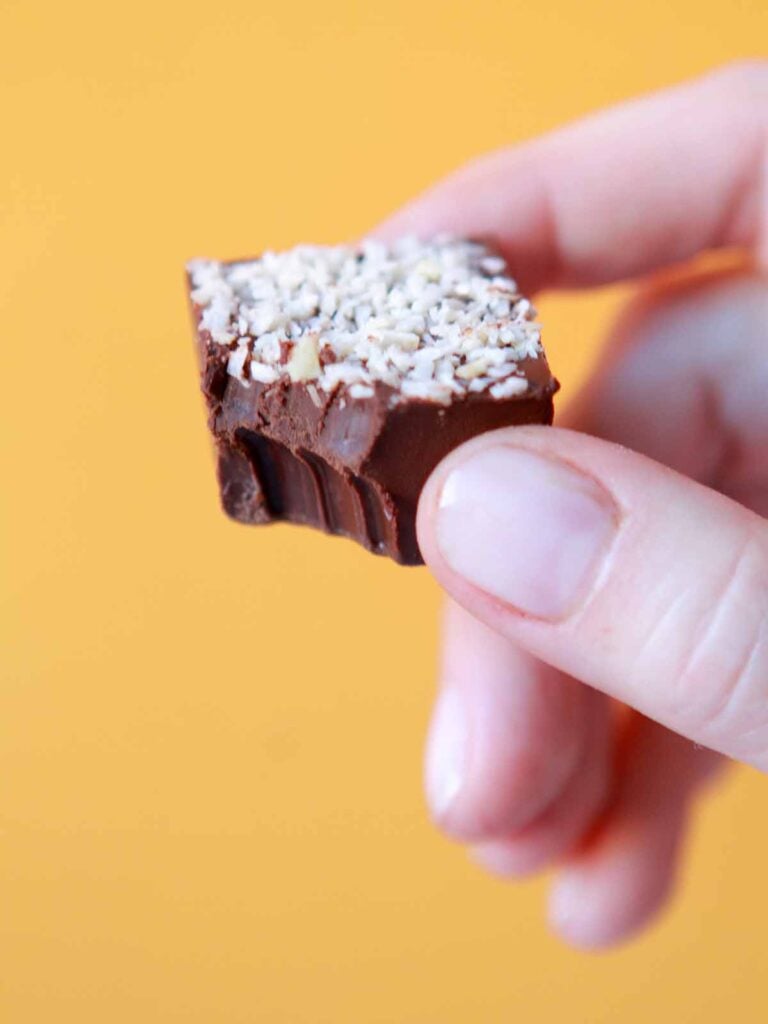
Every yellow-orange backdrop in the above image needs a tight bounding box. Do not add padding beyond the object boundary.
[2,2,767,1021]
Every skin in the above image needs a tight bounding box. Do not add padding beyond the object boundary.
[374,61,768,949]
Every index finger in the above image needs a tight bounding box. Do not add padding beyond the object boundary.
[374,62,767,293]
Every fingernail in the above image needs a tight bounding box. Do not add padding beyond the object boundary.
[435,446,617,620]
[425,688,469,819]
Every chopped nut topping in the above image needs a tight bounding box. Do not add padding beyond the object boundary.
[188,237,542,404]
[286,335,321,382]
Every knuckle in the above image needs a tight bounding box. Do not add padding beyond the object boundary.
[675,531,768,761]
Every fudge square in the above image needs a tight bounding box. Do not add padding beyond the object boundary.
[187,237,558,565]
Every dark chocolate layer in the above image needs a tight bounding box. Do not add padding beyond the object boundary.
[197,328,558,564]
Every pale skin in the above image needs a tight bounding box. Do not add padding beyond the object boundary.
[375,62,768,949]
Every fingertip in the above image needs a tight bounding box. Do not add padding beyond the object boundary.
[423,601,606,843]
[415,424,555,590]
[469,839,557,880]
[547,864,673,952]
[547,874,624,951]
[547,810,686,950]
[462,705,612,878]
[423,669,589,843]
[423,686,469,827]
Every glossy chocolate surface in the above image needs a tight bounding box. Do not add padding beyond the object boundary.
[195,325,558,564]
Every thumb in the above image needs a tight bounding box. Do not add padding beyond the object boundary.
[417,426,768,771]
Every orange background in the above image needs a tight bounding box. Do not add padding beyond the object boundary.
[2,2,767,1020]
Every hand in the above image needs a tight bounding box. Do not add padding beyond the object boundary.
[376,62,768,949]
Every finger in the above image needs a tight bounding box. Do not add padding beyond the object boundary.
[416,426,768,770]
[374,62,767,292]
[549,716,723,950]
[564,268,768,515]
[469,692,613,877]
[426,599,612,841]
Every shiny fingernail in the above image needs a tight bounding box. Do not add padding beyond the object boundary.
[435,446,618,620]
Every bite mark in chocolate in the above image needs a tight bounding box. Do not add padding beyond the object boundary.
[188,237,559,564]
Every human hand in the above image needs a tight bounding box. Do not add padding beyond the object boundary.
[376,62,768,949]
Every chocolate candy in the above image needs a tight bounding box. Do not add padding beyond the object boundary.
[188,238,558,564]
